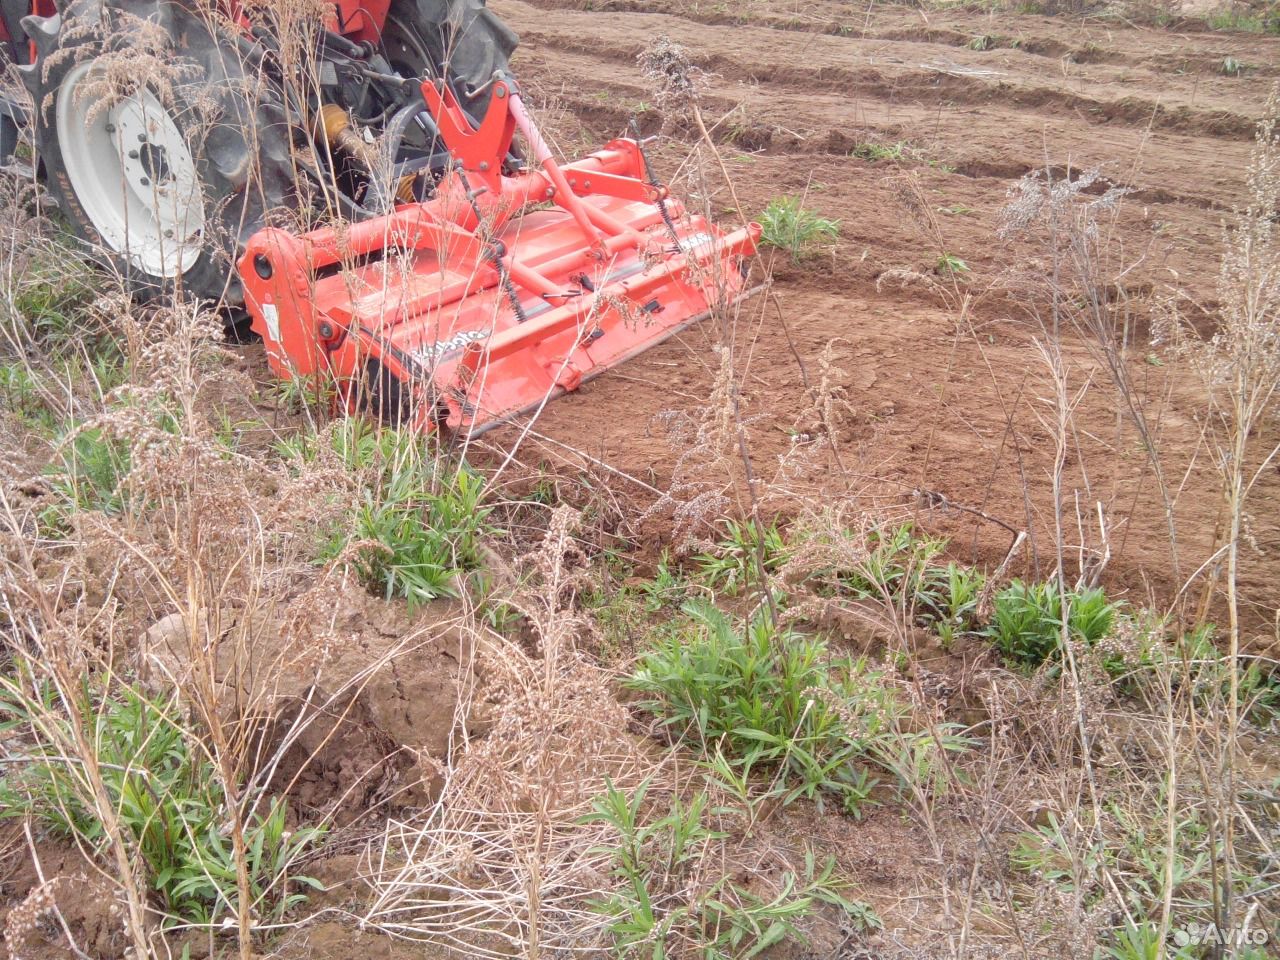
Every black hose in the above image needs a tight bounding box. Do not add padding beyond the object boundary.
[321,29,365,60]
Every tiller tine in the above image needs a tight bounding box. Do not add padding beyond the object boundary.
[239,75,762,435]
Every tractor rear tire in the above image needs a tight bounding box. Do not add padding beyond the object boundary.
[20,0,296,308]
[385,0,518,114]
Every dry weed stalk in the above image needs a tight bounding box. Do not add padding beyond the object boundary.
[997,162,1181,586]
[1155,85,1280,940]
[955,96,1280,953]
[0,500,155,960]
[365,507,664,956]
[0,272,409,956]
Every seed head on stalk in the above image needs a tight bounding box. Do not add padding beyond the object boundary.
[637,35,709,116]
[636,36,748,230]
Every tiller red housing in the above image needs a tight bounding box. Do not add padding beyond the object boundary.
[240,76,761,435]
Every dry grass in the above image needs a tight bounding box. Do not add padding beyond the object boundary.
[364,508,658,956]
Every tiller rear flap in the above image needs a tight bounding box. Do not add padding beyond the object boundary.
[239,75,762,435]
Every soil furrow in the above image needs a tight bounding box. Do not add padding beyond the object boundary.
[544,78,1231,211]
[518,42,1255,216]
[508,0,1280,81]
[515,22,1259,141]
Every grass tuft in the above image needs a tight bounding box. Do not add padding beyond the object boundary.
[0,681,324,925]
[985,579,1120,667]
[760,196,840,260]
[303,422,495,606]
[629,599,897,814]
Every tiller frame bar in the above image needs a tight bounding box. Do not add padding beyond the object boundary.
[239,74,762,435]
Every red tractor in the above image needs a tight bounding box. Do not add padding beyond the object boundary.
[0,0,759,433]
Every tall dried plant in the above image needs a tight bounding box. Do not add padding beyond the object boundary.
[1156,86,1280,939]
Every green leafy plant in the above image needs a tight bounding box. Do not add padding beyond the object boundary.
[1110,801,1212,916]
[583,778,879,958]
[851,140,909,162]
[265,370,339,414]
[0,682,323,925]
[1172,625,1279,725]
[699,851,879,958]
[935,562,985,646]
[326,464,491,607]
[1206,7,1279,33]
[1104,921,1174,960]
[985,583,1054,662]
[695,518,787,597]
[837,524,950,625]
[1013,799,1217,959]
[641,550,689,612]
[40,390,188,528]
[1220,55,1249,75]
[11,259,96,345]
[0,361,58,433]
[629,600,898,814]
[984,579,1119,667]
[935,253,971,276]
[1010,812,1109,890]
[312,424,495,607]
[583,778,725,953]
[760,197,839,260]
[212,410,268,455]
[274,414,387,468]
[42,425,132,524]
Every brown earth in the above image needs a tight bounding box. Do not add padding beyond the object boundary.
[486,0,1280,641]
[0,836,128,960]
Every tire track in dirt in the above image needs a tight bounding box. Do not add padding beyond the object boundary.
[514,19,1259,142]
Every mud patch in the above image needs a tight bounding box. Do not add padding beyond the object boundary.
[1,840,126,960]
[266,594,475,825]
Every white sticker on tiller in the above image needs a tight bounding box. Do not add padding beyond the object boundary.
[678,232,716,253]
[415,328,490,365]
[261,302,281,343]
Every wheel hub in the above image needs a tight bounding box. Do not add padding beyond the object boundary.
[137,141,173,186]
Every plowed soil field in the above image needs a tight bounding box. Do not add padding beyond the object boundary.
[493,0,1280,634]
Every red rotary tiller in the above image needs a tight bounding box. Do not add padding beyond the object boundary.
[239,75,761,435]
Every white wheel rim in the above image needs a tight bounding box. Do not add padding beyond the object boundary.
[56,62,206,279]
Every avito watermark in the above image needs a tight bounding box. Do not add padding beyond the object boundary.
[1172,921,1270,949]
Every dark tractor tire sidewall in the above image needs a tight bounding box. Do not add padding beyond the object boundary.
[24,0,295,308]
[393,0,518,115]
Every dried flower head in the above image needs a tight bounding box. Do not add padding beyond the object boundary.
[637,35,709,113]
